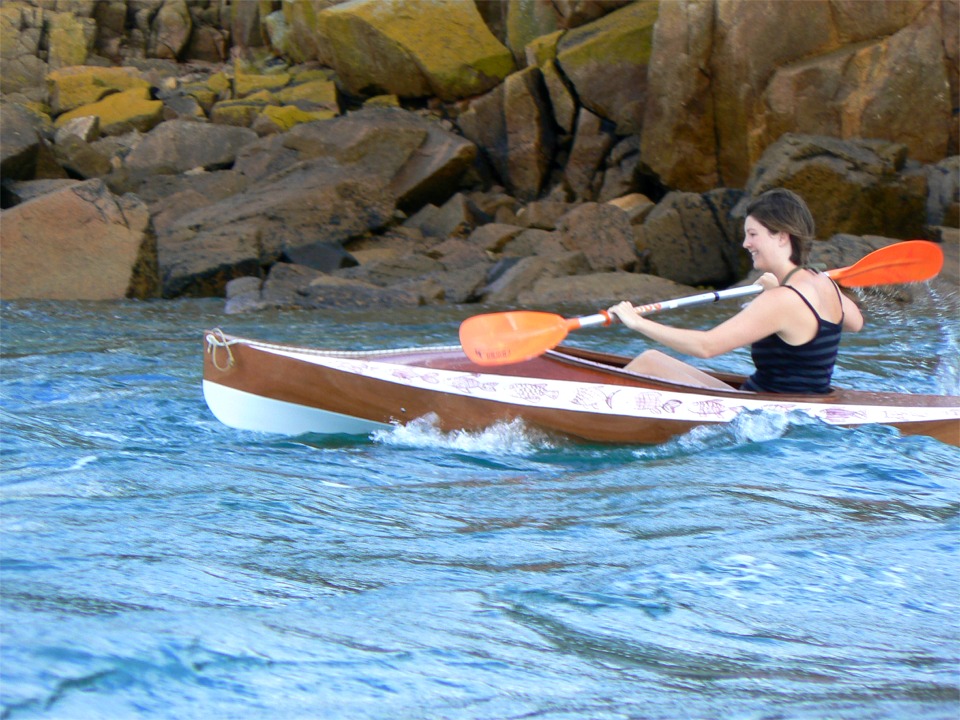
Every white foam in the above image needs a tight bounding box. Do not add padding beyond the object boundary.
[371,413,554,454]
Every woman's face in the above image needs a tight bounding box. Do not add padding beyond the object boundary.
[743,215,787,270]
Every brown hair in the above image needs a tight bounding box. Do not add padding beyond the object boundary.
[744,188,815,265]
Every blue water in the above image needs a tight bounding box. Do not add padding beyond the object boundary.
[2,298,959,720]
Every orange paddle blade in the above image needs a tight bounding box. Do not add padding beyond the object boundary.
[460,311,579,365]
[828,240,943,287]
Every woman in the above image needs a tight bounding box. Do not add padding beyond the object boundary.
[607,188,864,393]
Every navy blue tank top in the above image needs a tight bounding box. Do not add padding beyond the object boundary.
[742,283,844,394]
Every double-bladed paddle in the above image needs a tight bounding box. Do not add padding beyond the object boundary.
[460,240,944,366]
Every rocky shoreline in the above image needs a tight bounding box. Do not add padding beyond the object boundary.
[1,0,957,311]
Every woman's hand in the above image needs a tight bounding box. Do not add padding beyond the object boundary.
[755,272,779,291]
[607,301,647,331]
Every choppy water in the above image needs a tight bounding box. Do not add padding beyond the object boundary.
[2,296,959,720]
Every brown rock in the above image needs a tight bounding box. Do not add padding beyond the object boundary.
[558,202,637,271]
[0,179,157,300]
[458,66,554,201]
[733,134,927,241]
[430,264,491,304]
[3,179,81,205]
[517,271,697,309]
[224,275,265,315]
[644,0,953,191]
[516,200,574,230]
[427,239,489,271]
[403,193,478,239]
[556,1,658,136]
[642,191,742,287]
[123,119,258,177]
[148,0,192,60]
[338,253,443,288]
[501,228,566,258]
[541,59,576,135]
[158,108,475,297]
[465,223,523,253]
[597,136,642,202]
[184,25,229,63]
[639,0,716,191]
[482,251,591,305]
[302,275,422,309]
[563,107,614,200]
[260,262,322,307]
[757,1,949,167]
[606,193,655,225]
[54,87,163,137]
[318,0,515,101]
[51,134,113,179]
[0,102,50,181]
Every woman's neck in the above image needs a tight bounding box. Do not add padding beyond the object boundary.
[779,264,804,285]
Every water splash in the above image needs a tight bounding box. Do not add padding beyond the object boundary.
[632,409,824,461]
[372,413,555,454]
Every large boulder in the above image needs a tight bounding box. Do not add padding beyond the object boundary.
[732,134,927,241]
[0,2,47,96]
[147,0,192,60]
[754,1,950,169]
[555,1,659,136]
[47,65,152,116]
[123,119,258,177]
[0,102,51,182]
[156,107,477,296]
[0,179,157,300]
[517,271,697,309]
[47,9,97,69]
[558,202,637,271]
[563,108,615,201]
[261,0,343,66]
[458,66,555,201]
[643,0,954,191]
[230,262,426,312]
[481,251,591,305]
[639,0,716,191]
[54,87,164,137]
[503,0,562,64]
[318,0,515,101]
[640,190,744,287]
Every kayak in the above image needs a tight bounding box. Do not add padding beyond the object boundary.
[202,329,960,446]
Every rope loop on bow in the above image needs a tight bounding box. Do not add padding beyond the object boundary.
[205,328,237,371]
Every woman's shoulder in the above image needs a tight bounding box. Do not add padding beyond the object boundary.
[784,269,834,297]
[754,282,818,320]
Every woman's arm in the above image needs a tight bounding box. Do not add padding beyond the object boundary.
[840,292,864,332]
[608,289,793,359]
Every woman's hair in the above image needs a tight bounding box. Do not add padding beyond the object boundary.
[744,188,815,265]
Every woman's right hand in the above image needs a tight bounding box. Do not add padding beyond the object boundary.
[607,301,645,331]
[755,272,779,291]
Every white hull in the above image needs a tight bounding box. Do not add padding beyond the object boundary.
[202,380,391,436]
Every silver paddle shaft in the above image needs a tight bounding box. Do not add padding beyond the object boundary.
[576,284,763,329]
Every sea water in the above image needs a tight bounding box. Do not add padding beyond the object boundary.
[1,296,958,720]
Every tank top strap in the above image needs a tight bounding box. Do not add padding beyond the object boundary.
[829,278,845,323]
[782,285,822,323]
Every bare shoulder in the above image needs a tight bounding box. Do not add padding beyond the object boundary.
[736,285,806,324]
[750,282,820,330]
[756,284,807,309]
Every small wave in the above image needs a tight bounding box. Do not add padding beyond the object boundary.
[372,413,555,454]
[67,455,99,471]
[634,410,825,460]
